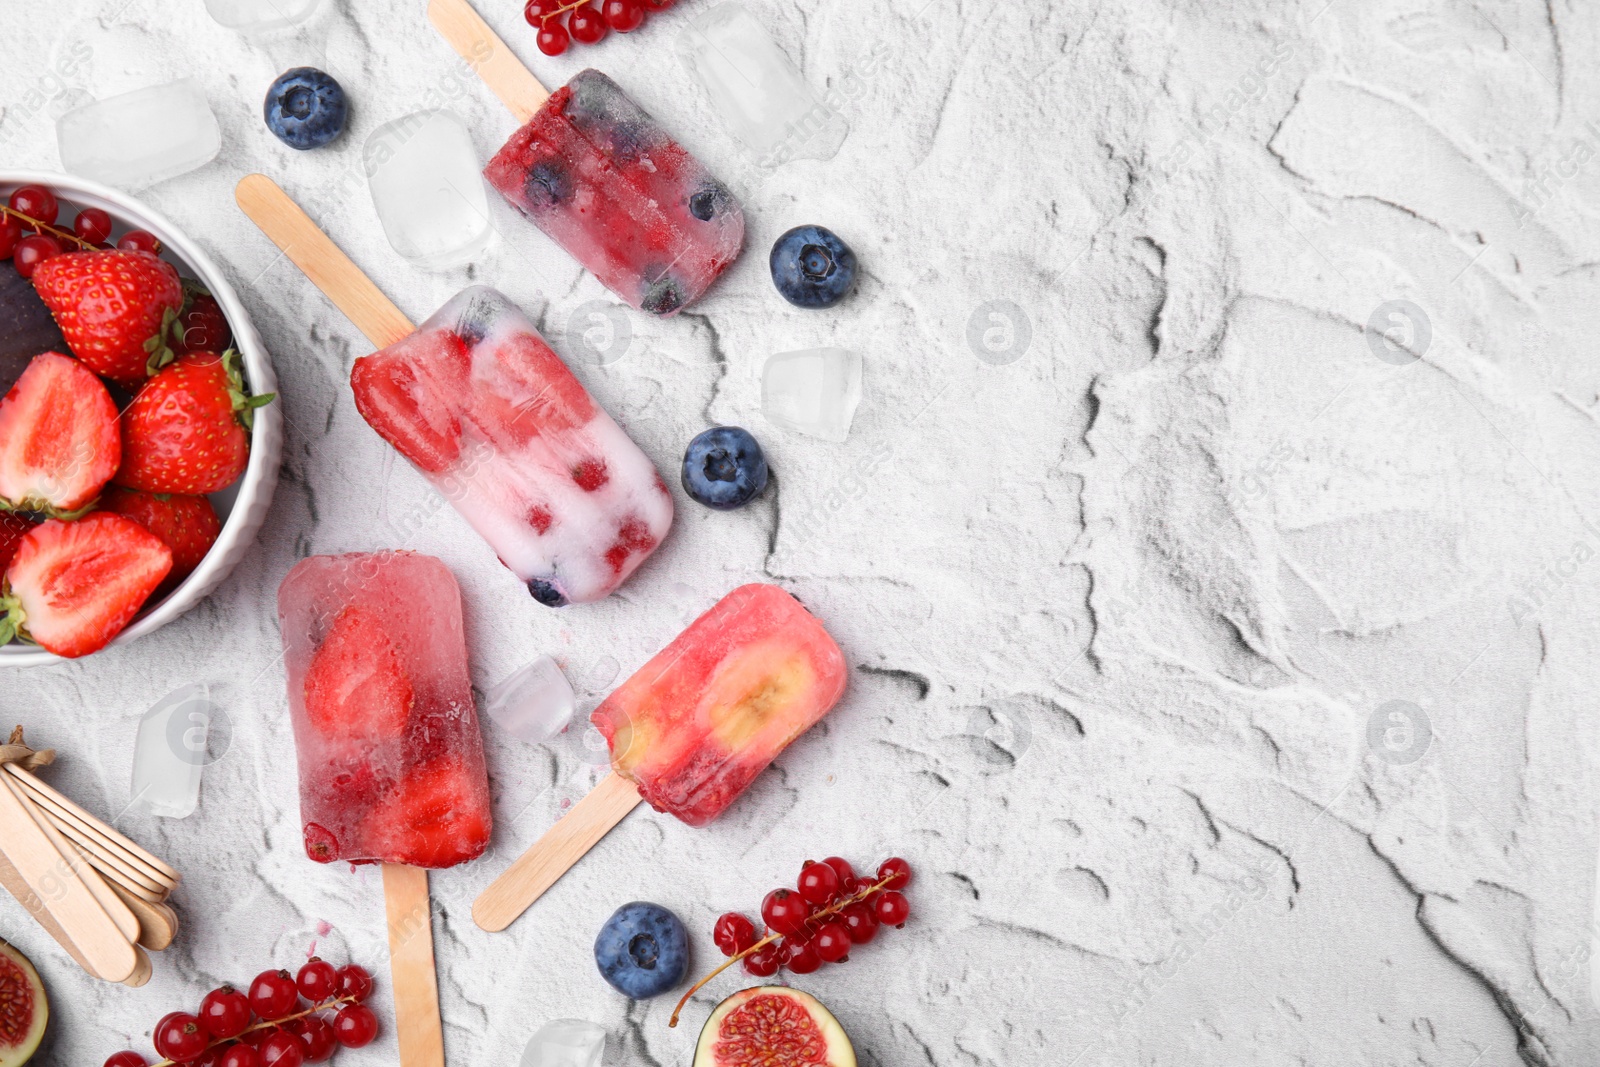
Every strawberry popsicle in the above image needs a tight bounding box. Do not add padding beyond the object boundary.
[483,69,744,316]
[473,582,848,931]
[593,583,848,827]
[350,285,673,607]
[278,551,492,867]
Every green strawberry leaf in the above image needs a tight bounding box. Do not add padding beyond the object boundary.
[221,349,275,431]
[144,307,180,376]
[0,595,24,646]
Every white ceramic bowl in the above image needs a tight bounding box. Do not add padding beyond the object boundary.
[0,171,282,667]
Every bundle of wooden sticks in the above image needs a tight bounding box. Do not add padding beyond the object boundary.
[0,727,181,986]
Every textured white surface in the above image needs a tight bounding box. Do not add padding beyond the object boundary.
[2,0,1598,1065]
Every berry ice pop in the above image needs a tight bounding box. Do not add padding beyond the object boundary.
[278,551,492,868]
[483,69,744,316]
[594,583,848,826]
[427,0,744,315]
[350,285,673,606]
[473,583,848,931]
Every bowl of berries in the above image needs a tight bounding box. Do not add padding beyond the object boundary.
[0,172,282,665]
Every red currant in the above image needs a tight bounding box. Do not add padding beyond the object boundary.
[200,985,253,1039]
[743,941,781,977]
[333,1004,379,1048]
[13,234,61,278]
[875,890,911,927]
[714,912,758,956]
[642,0,673,8]
[781,935,821,974]
[249,969,301,1020]
[524,0,556,23]
[335,964,374,1003]
[241,1026,270,1047]
[0,215,21,259]
[295,1016,338,1063]
[840,902,879,944]
[536,19,570,55]
[221,1046,262,1067]
[73,207,113,244]
[798,859,841,905]
[117,229,161,254]
[8,186,58,230]
[296,959,339,1002]
[260,1030,306,1067]
[822,856,858,893]
[877,857,912,890]
[568,3,608,43]
[103,1054,149,1067]
[193,1050,223,1067]
[761,887,811,936]
[154,1012,210,1062]
[813,921,851,963]
[601,0,644,31]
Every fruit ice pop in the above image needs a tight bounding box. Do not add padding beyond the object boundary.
[483,69,745,316]
[593,583,848,827]
[350,285,673,607]
[278,551,492,868]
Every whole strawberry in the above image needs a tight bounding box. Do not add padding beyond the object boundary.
[32,250,182,389]
[115,351,274,495]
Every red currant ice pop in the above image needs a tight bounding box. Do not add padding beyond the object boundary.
[431,0,744,315]
[350,286,673,606]
[278,551,492,868]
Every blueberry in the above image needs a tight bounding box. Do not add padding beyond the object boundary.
[682,426,769,511]
[523,161,571,209]
[770,225,857,309]
[641,274,686,316]
[594,902,689,999]
[527,578,568,607]
[264,67,348,150]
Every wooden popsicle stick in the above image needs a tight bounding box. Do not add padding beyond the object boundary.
[4,764,180,885]
[234,174,416,348]
[7,779,173,898]
[0,771,138,983]
[427,0,550,122]
[108,881,179,952]
[0,847,104,981]
[5,777,141,945]
[473,773,641,932]
[383,864,445,1067]
[124,946,152,988]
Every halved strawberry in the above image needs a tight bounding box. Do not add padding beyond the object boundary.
[350,329,469,473]
[303,607,413,742]
[0,514,172,658]
[31,250,182,388]
[364,757,491,868]
[0,351,120,515]
[99,487,221,590]
[0,514,35,573]
[115,351,272,495]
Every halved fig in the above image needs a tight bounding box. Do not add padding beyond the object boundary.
[693,986,855,1067]
[0,940,47,1066]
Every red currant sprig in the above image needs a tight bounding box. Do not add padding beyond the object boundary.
[524,0,669,55]
[2,184,166,278]
[102,962,378,1067]
[669,857,914,1028]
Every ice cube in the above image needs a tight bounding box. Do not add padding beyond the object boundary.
[130,684,215,819]
[204,0,326,32]
[761,347,862,442]
[676,3,848,163]
[365,110,492,270]
[56,80,221,191]
[0,263,65,393]
[487,656,577,744]
[519,1019,606,1067]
